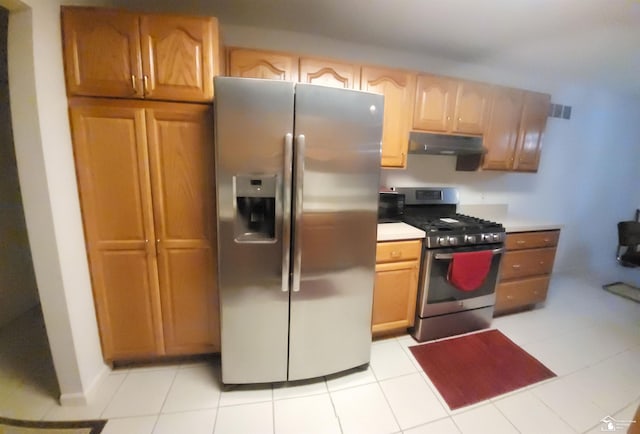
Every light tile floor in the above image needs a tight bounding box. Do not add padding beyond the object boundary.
[0,272,638,434]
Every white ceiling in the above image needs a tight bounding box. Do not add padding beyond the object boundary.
[135,0,640,95]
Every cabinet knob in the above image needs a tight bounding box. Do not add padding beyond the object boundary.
[539,261,544,265]
[516,240,526,245]
[512,264,521,269]
[533,290,539,295]
[447,116,451,121]
[390,251,401,258]
[458,117,462,121]
[543,238,550,243]
[506,295,514,300]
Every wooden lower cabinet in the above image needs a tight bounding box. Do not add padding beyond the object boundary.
[494,230,560,315]
[496,276,550,312]
[69,97,219,361]
[372,240,422,335]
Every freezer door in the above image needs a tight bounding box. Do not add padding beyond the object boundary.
[288,84,383,381]
[214,77,294,383]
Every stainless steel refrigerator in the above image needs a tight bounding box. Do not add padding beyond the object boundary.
[214,77,383,384]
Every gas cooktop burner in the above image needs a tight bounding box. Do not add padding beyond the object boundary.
[389,187,506,249]
[404,213,505,248]
[404,213,503,234]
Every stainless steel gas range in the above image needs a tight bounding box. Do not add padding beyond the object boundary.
[392,187,506,342]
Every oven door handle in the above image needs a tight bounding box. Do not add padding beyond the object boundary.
[434,247,504,260]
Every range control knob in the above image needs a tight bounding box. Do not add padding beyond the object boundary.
[482,234,492,242]
[437,236,448,246]
[464,235,477,244]
[447,236,459,246]
[492,233,500,241]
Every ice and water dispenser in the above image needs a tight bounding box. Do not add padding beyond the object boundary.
[234,174,277,242]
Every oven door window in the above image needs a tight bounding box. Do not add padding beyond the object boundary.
[424,246,501,304]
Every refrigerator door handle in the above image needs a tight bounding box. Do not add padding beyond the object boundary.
[292,134,305,293]
[281,133,293,292]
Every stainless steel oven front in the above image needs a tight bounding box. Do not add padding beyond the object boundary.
[413,244,504,342]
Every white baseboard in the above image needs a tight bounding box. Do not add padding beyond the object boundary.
[59,364,110,407]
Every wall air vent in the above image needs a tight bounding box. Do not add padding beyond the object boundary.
[548,103,572,120]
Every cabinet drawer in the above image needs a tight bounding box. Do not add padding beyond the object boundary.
[505,230,559,250]
[495,275,550,312]
[500,247,556,280]
[376,240,422,263]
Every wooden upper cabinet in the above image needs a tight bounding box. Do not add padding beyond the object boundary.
[140,15,217,102]
[62,7,143,98]
[146,104,219,354]
[299,57,360,89]
[69,99,164,360]
[413,74,456,132]
[413,74,490,135]
[513,91,551,172]
[361,66,416,168]
[453,81,491,135]
[228,48,299,81]
[482,86,525,170]
[482,88,550,172]
[61,7,219,102]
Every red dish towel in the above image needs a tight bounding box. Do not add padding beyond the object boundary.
[447,250,493,291]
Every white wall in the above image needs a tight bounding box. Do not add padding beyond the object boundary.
[5,0,107,405]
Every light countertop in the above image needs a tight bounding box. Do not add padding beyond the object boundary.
[500,218,563,233]
[457,204,563,233]
[377,223,426,242]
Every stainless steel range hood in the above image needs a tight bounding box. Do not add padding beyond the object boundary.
[408,131,486,156]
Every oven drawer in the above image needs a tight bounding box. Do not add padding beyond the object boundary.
[500,247,556,280]
[505,230,560,250]
[376,240,422,263]
[495,275,550,312]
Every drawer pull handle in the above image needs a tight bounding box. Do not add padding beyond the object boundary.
[533,290,539,295]
[390,251,401,258]
[516,240,526,245]
[512,264,521,269]
[506,295,514,300]
[543,238,550,242]
[539,261,544,265]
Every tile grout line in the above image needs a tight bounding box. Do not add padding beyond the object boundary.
[149,367,180,433]
[99,368,132,420]
[210,367,223,434]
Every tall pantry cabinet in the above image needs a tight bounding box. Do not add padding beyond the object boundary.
[62,7,220,362]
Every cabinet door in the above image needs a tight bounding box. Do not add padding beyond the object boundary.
[62,7,143,98]
[413,74,456,133]
[299,57,360,89]
[513,91,551,172]
[495,275,550,313]
[228,48,299,81]
[361,67,416,168]
[453,81,491,135]
[146,103,219,355]
[500,248,557,280]
[69,99,163,361]
[140,15,217,102]
[372,260,419,334]
[482,86,524,170]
